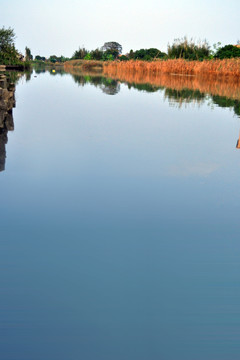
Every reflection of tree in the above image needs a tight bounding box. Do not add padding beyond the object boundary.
[126,83,160,92]
[71,74,120,95]
[25,70,32,81]
[0,74,16,171]
[100,79,120,95]
[33,64,66,76]
[211,95,240,117]
[164,88,205,107]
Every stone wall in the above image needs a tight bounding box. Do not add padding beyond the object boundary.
[0,74,15,171]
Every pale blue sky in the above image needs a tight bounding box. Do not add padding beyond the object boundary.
[1,0,239,57]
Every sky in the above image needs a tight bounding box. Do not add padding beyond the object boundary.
[1,0,240,58]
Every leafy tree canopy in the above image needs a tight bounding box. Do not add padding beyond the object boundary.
[129,48,166,60]
[101,42,122,58]
[0,27,15,52]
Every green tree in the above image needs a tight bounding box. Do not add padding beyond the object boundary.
[101,42,122,59]
[35,55,46,61]
[90,48,104,60]
[0,27,20,65]
[49,55,58,63]
[128,50,134,59]
[0,27,15,52]
[25,47,33,61]
[72,47,88,59]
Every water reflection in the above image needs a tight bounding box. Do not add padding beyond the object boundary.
[0,74,16,171]
[65,68,240,146]
[2,67,240,360]
[36,66,240,118]
[4,66,240,172]
[63,68,240,118]
[71,72,120,95]
[236,133,240,149]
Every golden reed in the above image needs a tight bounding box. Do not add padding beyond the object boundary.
[103,59,240,77]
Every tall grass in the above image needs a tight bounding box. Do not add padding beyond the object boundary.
[64,60,103,72]
[103,59,240,78]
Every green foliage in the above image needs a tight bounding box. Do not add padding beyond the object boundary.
[214,45,240,59]
[0,27,21,65]
[35,55,46,61]
[211,95,240,117]
[168,37,210,60]
[102,52,114,61]
[132,48,166,60]
[129,50,135,59]
[49,55,68,63]
[119,55,128,61]
[0,27,15,51]
[84,53,92,60]
[0,45,19,64]
[25,47,33,61]
[72,47,88,60]
[90,48,104,60]
[49,55,57,63]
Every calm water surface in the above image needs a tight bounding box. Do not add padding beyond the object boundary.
[1,69,240,360]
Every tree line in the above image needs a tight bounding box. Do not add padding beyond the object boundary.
[32,38,240,63]
[1,27,240,67]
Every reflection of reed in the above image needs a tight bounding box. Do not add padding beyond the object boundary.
[236,133,240,149]
[64,68,103,78]
[103,64,240,101]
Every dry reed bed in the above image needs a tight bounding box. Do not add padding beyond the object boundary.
[103,59,240,77]
[64,60,103,72]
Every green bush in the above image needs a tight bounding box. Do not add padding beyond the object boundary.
[84,53,92,60]
[214,45,240,59]
[168,37,210,60]
[129,48,166,61]
[119,55,128,61]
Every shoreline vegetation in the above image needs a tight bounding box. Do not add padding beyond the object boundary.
[1,27,240,77]
[64,58,240,79]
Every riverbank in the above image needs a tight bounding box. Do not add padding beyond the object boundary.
[64,60,103,73]
[0,64,30,71]
[103,59,240,78]
[64,58,240,78]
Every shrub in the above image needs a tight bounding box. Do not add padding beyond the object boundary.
[214,45,240,59]
[168,37,210,60]
[129,48,166,61]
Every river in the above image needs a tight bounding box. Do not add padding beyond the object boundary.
[1,68,240,360]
